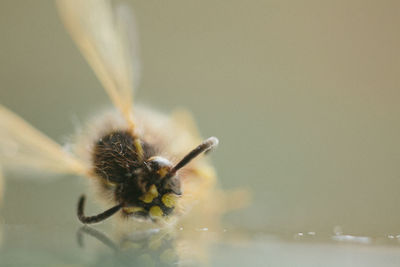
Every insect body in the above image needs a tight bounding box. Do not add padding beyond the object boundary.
[79,127,217,223]
[0,0,219,225]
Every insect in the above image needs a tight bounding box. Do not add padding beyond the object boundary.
[0,0,220,225]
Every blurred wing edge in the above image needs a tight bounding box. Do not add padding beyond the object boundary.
[0,105,87,177]
[56,0,140,129]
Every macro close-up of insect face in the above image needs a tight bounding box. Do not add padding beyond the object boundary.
[0,0,227,228]
[79,132,218,224]
[2,0,400,266]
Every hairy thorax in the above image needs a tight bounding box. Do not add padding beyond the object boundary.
[92,129,179,221]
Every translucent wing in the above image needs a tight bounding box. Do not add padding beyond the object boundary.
[0,105,87,176]
[57,0,140,129]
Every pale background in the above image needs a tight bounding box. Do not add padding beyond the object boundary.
[0,0,400,247]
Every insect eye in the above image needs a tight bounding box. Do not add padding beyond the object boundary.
[146,156,172,178]
[163,176,182,195]
[161,193,179,208]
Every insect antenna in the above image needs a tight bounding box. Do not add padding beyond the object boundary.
[77,195,123,224]
[168,136,219,177]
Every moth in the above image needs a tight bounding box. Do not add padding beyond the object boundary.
[0,0,220,225]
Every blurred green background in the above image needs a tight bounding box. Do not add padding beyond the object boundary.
[1,0,400,239]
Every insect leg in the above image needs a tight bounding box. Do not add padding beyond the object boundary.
[77,225,118,252]
[77,195,123,224]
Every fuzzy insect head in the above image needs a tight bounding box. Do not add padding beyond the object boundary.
[120,156,181,221]
[78,136,218,224]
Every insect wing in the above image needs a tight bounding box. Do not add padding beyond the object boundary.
[57,0,140,128]
[0,105,86,175]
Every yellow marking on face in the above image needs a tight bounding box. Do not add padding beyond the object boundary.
[157,167,169,178]
[140,184,159,203]
[149,205,163,218]
[161,193,177,208]
[149,184,158,196]
[123,206,145,214]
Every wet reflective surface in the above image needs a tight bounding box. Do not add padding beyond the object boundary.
[1,176,400,267]
[2,221,400,266]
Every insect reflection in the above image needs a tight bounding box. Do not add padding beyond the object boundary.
[77,226,177,266]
